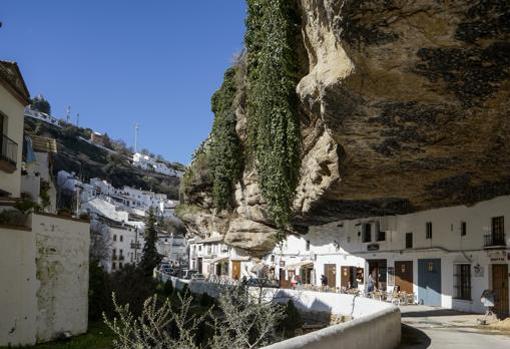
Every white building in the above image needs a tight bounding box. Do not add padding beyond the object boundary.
[132,152,182,177]
[188,234,258,280]
[24,106,61,128]
[157,232,188,266]
[271,195,510,318]
[20,135,58,213]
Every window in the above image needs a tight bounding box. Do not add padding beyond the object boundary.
[119,262,123,269]
[405,232,413,249]
[492,216,504,236]
[112,262,116,270]
[377,231,386,242]
[120,235,123,242]
[362,223,372,243]
[426,222,432,239]
[454,264,471,300]
[461,221,467,236]
[113,234,117,241]
[306,240,310,251]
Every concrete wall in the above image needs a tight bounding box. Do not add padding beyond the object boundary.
[165,277,401,349]
[0,83,25,198]
[33,214,90,343]
[0,214,90,346]
[0,225,38,346]
[261,307,400,349]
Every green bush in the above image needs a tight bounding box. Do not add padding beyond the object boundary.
[280,300,303,338]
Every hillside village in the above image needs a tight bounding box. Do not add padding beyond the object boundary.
[1,1,510,349]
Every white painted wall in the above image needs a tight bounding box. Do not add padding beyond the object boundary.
[0,226,38,346]
[32,214,90,343]
[0,214,90,346]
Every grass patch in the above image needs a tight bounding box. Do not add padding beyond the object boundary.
[2,322,114,349]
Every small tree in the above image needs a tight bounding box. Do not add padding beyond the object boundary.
[139,209,161,278]
[30,95,51,114]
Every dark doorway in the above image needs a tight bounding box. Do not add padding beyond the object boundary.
[324,264,336,288]
[368,259,387,290]
[197,258,203,274]
[395,261,414,294]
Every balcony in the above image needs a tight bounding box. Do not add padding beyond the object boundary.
[0,134,17,173]
[484,232,506,248]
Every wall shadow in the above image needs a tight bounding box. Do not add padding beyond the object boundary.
[398,324,432,349]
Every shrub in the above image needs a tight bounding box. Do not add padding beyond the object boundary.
[279,300,303,338]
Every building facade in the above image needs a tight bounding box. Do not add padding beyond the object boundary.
[0,61,28,198]
[271,195,510,317]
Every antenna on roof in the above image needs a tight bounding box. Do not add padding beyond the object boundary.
[134,123,139,153]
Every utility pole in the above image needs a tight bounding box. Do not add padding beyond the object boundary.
[134,123,139,153]
[66,106,71,123]
[76,113,80,127]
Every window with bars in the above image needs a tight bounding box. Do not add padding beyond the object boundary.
[405,232,413,249]
[426,222,432,239]
[491,216,505,243]
[362,223,372,243]
[454,264,471,300]
[461,221,467,236]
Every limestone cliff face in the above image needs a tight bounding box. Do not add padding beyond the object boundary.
[180,0,510,255]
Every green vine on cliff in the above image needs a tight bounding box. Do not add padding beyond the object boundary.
[209,67,243,210]
[245,0,301,229]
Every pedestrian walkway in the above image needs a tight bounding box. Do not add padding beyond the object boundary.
[399,305,510,348]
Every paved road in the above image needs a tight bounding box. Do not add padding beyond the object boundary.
[398,305,510,349]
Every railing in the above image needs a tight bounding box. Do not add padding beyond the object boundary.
[130,242,141,249]
[484,232,506,247]
[0,134,18,166]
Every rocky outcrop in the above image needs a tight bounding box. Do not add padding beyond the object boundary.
[180,0,510,254]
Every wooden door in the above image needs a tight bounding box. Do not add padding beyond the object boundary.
[395,261,413,293]
[232,261,241,280]
[341,266,350,289]
[492,264,509,318]
[324,264,336,288]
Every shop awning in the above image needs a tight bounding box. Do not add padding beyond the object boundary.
[210,256,229,264]
[284,260,314,270]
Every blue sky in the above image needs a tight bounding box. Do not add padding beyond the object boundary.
[1,1,246,164]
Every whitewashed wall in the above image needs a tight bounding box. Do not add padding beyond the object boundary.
[32,214,90,343]
[0,214,90,346]
[0,226,38,346]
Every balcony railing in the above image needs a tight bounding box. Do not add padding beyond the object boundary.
[484,232,506,248]
[0,134,17,172]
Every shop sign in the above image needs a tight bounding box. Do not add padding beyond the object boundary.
[367,244,379,251]
[487,250,506,262]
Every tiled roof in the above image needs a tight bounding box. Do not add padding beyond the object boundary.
[0,60,30,105]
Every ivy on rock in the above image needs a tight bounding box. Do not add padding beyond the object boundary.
[245,0,301,229]
[209,67,243,210]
